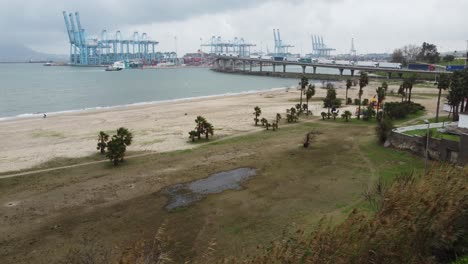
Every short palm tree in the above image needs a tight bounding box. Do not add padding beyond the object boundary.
[204,122,214,139]
[260,117,268,126]
[253,106,261,126]
[341,110,352,122]
[116,127,133,146]
[188,130,197,142]
[321,112,327,120]
[195,116,206,139]
[96,131,109,154]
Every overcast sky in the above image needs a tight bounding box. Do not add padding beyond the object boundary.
[2,0,467,56]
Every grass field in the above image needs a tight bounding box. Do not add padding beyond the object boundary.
[0,119,425,263]
[404,127,460,141]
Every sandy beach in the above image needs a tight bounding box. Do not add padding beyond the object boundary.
[0,81,442,173]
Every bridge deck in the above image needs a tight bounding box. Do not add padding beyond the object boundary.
[215,55,449,75]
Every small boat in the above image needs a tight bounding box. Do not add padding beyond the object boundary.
[105,66,123,72]
[43,62,52,66]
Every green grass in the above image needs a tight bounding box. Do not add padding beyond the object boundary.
[0,119,428,263]
[404,127,460,142]
[437,58,466,66]
[392,110,426,126]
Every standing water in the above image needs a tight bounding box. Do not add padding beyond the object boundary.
[162,168,256,210]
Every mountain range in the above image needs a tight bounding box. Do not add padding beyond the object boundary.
[0,43,67,62]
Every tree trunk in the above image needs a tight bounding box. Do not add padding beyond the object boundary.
[435,88,442,122]
[461,99,465,115]
[205,133,209,139]
[100,147,105,154]
[408,87,413,103]
[299,89,303,106]
[357,89,362,119]
[306,98,309,115]
[345,88,348,105]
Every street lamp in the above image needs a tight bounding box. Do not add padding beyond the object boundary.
[424,119,430,175]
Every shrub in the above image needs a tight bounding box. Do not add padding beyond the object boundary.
[354,98,360,105]
[362,98,369,106]
[346,98,352,105]
[384,102,425,120]
[375,118,394,144]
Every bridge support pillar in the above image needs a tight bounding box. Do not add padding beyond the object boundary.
[387,72,392,79]
[231,60,235,71]
[249,62,252,72]
[398,73,403,79]
[350,69,355,76]
[223,59,226,69]
[302,65,306,74]
[273,64,276,73]
[260,62,263,72]
[339,69,344,76]
[283,64,286,73]
[313,66,317,74]
[243,61,246,71]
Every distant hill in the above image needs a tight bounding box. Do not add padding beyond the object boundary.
[0,43,67,62]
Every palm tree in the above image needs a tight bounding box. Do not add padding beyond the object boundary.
[204,122,214,139]
[321,112,327,120]
[357,72,369,120]
[265,121,271,130]
[299,76,309,107]
[116,127,133,147]
[195,116,206,139]
[332,112,338,120]
[376,86,386,112]
[435,73,450,122]
[381,81,388,95]
[341,110,352,122]
[260,117,268,126]
[398,85,406,102]
[106,137,126,166]
[106,127,133,166]
[305,84,315,115]
[345,79,352,105]
[253,106,262,126]
[403,74,416,102]
[96,131,109,154]
[188,130,197,142]
[275,113,282,128]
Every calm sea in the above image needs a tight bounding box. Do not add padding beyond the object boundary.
[0,63,342,119]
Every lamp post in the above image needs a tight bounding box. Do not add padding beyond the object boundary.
[424,119,430,175]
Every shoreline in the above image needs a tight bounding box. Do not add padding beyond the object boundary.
[0,87,307,173]
[0,86,295,122]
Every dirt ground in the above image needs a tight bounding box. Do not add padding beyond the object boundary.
[0,117,424,263]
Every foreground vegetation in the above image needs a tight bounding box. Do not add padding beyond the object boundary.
[219,165,467,264]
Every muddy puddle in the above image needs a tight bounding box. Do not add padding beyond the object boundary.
[161,168,256,210]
